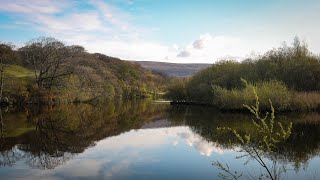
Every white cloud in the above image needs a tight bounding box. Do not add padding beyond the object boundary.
[56,159,106,177]
[193,33,212,49]
[0,0,254,63]
[0,1,264,63]
[193,39,205,49]
[83,39,173,61]
[177,130,223,156]
[173,34,251,63]
[89,0,131,31]
[90,126,224,158]
[0,0,174,62]
[1,1,320,63]
[177,50,191,58]
[35,12,103,32]
[0,0,70,14]
[5,126,226,179]
[84,34,251,63]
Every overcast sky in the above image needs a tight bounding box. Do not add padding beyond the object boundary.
[0,0,320,63]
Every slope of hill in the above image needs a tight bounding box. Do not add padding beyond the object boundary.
[54,53,170,102]
[1,38,171,105]
[130,61,211,77]
[4,53,170,105]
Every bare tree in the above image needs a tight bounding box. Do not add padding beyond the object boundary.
[0,43,15,102]
[19,37,84,89]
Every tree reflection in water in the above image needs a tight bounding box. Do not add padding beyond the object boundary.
[0,100,319,178]
[0,108,22,167]
[0,100,169,169]
[167,105,320,179]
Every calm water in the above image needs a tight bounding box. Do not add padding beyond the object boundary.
[0,100,320,180]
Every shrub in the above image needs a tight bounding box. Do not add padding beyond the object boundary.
[254,80,291,110]
[213,80,291,111]
[175,37,320,108]
[213,86,246,109]
[165,78,188,101]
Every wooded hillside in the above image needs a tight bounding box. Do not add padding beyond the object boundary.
[0,37,169,105]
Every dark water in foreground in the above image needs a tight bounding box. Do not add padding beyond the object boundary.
[0,100,320,180]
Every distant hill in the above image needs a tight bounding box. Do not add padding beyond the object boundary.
[130,61,211,77]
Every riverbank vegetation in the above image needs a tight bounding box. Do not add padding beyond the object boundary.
[167,104,320,172]
[166,37,320,112]
[0,37,169,106]
[213,88,292,180]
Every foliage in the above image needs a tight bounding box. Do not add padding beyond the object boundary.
[213,79,291,111]
[19,37,84,89]
[166,37,320,111]
[0,43,17,103]
[0,37,169,105]
[213,87,292,180]
[167,104,320,172]
[165,78,188,101]
[0,100,168,168]
[58,53,168,102]
[0,65,33,105]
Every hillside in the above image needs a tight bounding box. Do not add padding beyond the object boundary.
[3,52,169,105]
[130,61,211,77]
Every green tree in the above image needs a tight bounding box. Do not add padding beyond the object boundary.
[166,78,188,101]
[0,43,16,102]
[19,37,83,89]
[104,84,115,100]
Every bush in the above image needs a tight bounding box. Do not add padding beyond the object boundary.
[213,80,291,111]
[254,80,291,110]
[172,37,320,108]
[213,86,247,110]
[165,78,188,101]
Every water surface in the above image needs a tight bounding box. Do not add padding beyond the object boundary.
[0,100,320,179]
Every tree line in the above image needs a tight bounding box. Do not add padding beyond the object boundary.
[0,37,168,105]
[166,37,320,111]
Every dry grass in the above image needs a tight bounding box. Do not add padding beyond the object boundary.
[292,92,320,111]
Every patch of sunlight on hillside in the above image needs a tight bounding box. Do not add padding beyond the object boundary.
[4,65,33,77]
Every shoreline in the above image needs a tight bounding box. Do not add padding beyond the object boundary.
[169,101,320,113]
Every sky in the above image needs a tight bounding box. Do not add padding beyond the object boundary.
[0,0,320,63]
